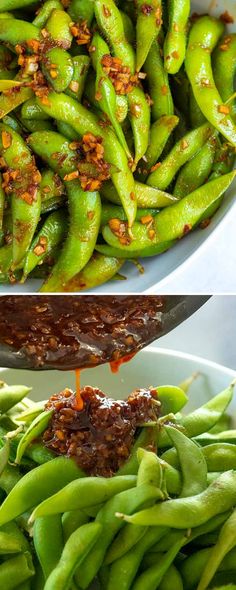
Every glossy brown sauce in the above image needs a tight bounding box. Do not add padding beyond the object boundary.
[43,386,160,476]
[0,296,167,370]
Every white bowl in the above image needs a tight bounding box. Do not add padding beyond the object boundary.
[0,0,235,294]
[1,347,235,420]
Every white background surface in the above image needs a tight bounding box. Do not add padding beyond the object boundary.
[155,296,236,370]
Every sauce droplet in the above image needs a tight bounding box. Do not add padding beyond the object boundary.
[110,352,136,374]
[74,368,83,410]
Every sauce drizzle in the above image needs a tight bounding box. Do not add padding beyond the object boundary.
[74,369,83,410]
[110,352,136,374]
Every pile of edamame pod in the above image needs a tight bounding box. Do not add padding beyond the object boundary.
[0,377,236,588]
[0,0,235,291]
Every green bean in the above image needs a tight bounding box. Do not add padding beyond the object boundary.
[121,470,236,528]
[44,522,101,590]
[32,0,62,28]
[75,483,163,589]
[0,123,41,267]
[185,16,236,147]
[159,564,183,590]
[140,115,179,179]
[147,123,213,189]
[165,425,207,497]
[103,171,236,251]
[213,34,236,121]
[68,0,95,25]
[35,92,137,227]
[62,510,90,542]
[159,381,234,448]
[91,32,131,158]
[30,475,136,521]
[173,134,217,198]
[0,384,31,414]
[144,40,174,121]
[107,526,169,590]
[0,552,35,590]
[15,409,53,464]
[63,252,124,291]
[101,180,177,208]
[136,0,162,71]
[0,457,83,526]
[33,514,64,579]
[164,0,190,74]
[132,536,186,590]
[23,209,67,281]
[197,508,236,590]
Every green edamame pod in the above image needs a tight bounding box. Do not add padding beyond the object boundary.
[189,87,206,128]
[159,381,235,448]
[213,34,236,121]
[164,0,190,74]
[62,510,89,542]
[122,470,236,528]
[66,55,90,102]
[0,552,35,589]
[0,438,10,477]
[0,19,39,45]
[46,9,72,48]
[144,40,174,121]
[0,0,37,9]
[101,204,159,226]
[34,515,64,579]
[63,252,124,292]
[101,180,177,208]
[147,123,213,190]
[102,171,236,251]
[35,93,137,227]
[44,522,101,590]
[173,134,217,198]
[23,209,67,281]
[197,508,236,590]
[56,121,79,141]
[30,475,136,521]
[128,86,150,167]
[0,457,83,526]
[132,537,186,590]
[165,425,208,497]
[68,0,95,25]
[91,33,131,158]
[32,0,62,28]
[0,123,41,267]
[0,87,33,120]
[156,385,188,415]
[21,98,50,121]
[159,565,183,590]
[141,115,179,179]
[0,384,31,414]
[136,0,162,71]
[15,409,53,464]
[95,240,175,259]
[0,46,16,81]
[42,47,74,94]
[120,10,135,44]
[94,0,135,73]
[185,16,236,147]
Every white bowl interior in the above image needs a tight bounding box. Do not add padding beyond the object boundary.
[1,347,236,421]
[0,1,235,294]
